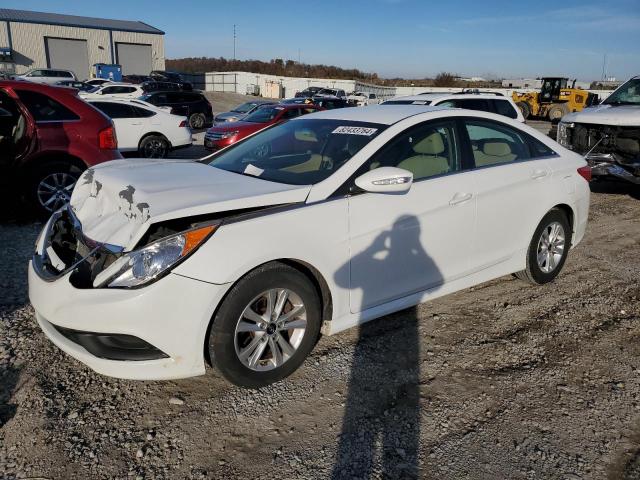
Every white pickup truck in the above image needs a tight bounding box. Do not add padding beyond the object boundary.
[347,91,381,106]
[558,75,640,185]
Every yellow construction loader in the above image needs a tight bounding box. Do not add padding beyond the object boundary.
[512,77,599,121]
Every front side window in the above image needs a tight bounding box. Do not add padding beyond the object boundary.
[364,120,459,181]
[28,70,45,77]
[464,120,530,167]
[16,90,79,122]
[209,119,386,185]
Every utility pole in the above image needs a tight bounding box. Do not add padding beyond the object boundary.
[233,24,237,61]
[601,53,607,81]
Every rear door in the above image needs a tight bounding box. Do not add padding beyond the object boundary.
[459,117,553,270]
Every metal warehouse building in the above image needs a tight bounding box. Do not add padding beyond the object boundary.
[0,8,164,79]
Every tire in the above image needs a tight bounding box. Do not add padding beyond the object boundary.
[547,104,569,123]
[208,263,322,388]
[28,160,85,218]
[189,113,205,129]
[516,101,531,120]
[139,135,169,159]
[515,208,572,285]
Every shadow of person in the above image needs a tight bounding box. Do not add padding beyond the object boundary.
[332,215,443,479]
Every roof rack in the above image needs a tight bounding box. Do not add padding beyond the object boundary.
[453,89,504,96]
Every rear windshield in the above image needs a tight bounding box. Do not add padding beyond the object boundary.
[208,118,386,185]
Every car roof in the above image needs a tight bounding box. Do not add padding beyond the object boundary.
[0,79,78,93]
[294,104,449,125]
[387,93,510,102]
[99,82,139,87]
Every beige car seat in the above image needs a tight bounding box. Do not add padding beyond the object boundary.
[473,141,517,166]
[396,132,450,179]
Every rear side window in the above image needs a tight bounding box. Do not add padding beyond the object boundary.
[440,98,490,112]
[492,99,518,119]
[132,106,156,118]
[90,102,136,119]
[464,119,530,167]
[527,135,556,157]
[16,90,79,121]
[102,86,136,94]
[56,71,73,78]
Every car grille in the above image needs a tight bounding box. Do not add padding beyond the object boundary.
[33,206,122,287]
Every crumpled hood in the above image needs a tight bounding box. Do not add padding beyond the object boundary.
[70,159,311,250]
[563,104,640,126]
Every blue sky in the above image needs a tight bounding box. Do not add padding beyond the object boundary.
[3,0,639,80]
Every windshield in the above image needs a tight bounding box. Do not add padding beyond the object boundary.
[603,78,640,106]
[318,89,337,96]
[232,102,260,113]
[208,118,386,185]
[243,105,285,123]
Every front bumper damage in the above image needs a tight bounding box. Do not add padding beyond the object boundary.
[560,122,640,184]
[29,206,231,380]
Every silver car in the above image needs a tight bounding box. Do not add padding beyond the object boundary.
[214,100,276,125]
[15,68,77,85]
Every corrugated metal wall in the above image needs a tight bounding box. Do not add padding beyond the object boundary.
[0,22,9,47]
[8,21,164,77]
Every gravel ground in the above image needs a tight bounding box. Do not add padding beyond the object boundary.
[1,179,640,479]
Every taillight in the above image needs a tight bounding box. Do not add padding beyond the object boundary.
[179,120,187,128]
[577,165,592,182]
[98,126,117,150]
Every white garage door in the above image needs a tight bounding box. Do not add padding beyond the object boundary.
[45,38,90,80]
[116,43,152,76]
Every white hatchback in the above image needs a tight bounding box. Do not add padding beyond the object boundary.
[88,99,192,158]
[29,106,590,387]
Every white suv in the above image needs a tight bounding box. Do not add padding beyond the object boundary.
[80,83,145,100]
[383,92,525,122]
[15,69,77,85]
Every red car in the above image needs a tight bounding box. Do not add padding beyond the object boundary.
[204,103,322,150]
[0,80,121,216]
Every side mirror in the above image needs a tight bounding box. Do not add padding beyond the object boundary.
[354,167,413,194]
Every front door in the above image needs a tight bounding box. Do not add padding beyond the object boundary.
[346,119,476,313]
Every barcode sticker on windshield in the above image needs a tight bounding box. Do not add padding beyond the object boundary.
[332,126,378,136]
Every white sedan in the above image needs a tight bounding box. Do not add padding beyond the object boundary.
[88,99,192,158]
[29,106,590,387]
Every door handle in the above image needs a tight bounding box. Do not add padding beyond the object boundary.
[449,192,473,206]
[531,169,549,179]
[131,122,142,126]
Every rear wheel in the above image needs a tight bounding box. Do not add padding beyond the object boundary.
[28,161,84,218]
[208,263,321,388]
[515,209,572,285]
[516,101,531,120]
[189,113,205,129]
[139,135,169,158]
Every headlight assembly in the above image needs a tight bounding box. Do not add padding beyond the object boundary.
[220,130,239,139]
[94,224,218,288]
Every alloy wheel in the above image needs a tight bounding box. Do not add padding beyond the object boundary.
[536,221,565,273]
[143,139,167,158]
[37,172,77,212]
[234,288,307,371]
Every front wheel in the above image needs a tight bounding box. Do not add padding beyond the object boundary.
[208,263,321,388]
[515,209,572,285]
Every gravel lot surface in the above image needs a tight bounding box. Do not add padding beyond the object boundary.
[1,171,639,477]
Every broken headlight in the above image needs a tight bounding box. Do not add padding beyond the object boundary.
[557,122,573,148]
[93,224,218,288]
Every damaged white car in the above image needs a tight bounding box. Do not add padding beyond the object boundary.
[29,106,590,387]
